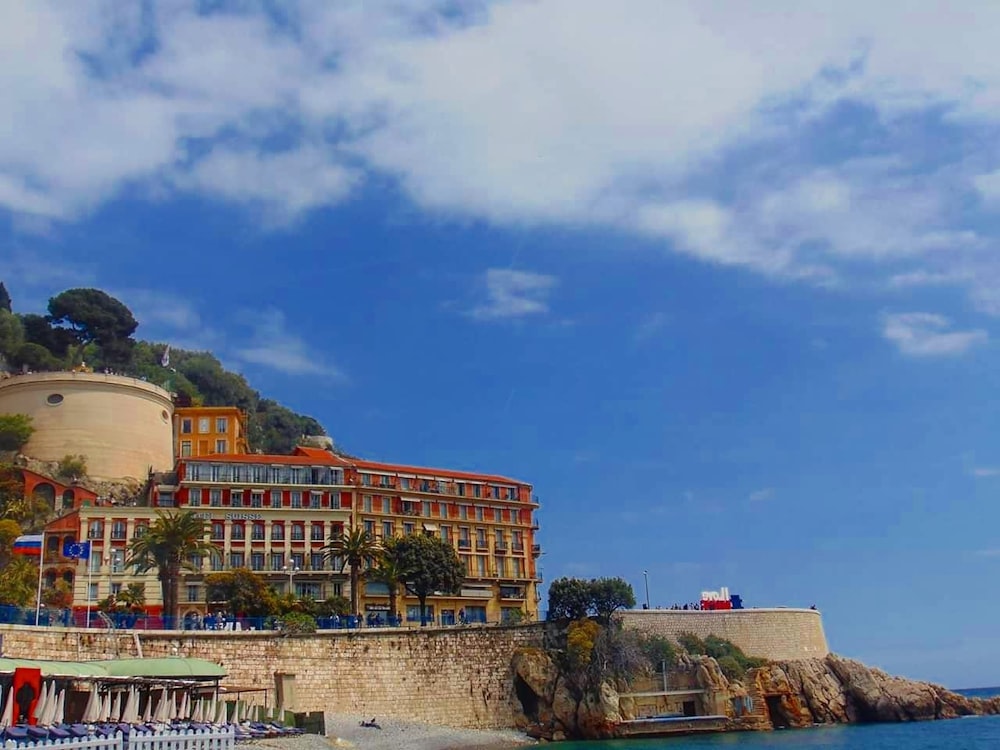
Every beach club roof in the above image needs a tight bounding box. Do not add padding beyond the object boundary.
[0,657,226,680]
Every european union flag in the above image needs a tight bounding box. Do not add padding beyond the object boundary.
[62,540,91,560]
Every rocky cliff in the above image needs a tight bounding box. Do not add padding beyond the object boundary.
[511,649,1000,740]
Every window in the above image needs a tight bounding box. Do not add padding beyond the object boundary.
[495,557,506,577]
[456,482,465,496]
[211,523,224,540]
[135,522,148,537]
[311,524,325,541]
[507,487,518,500]
[512,558,522,577]
[188,488,202,506]
[251,492,263,508]
[291,524,305,541]
[403,522,414,535]
[231,490,243,507]
[291,491,302,509]
[422,501,431,517]
[111,520,127,540]
[158,492,174,507]
[400,478,410,490]
[310,492,322,509]
[361,473,371,486]
[251,553,264,571]
[512,530,523,551]
[88,583,99,601]
[232,524,245,541]
[381,521,393,539]
[495,529,506,549]
[210,489,222,507]
[215,439,228,454]
[229,552,245,568]
[297,582,321,599]
[252,523,265,541]
[382,497,391,514]
[379,475,391,488]
[310,552,325,570]
[328,582,343,598]
[110,552,124,573]
[181,418,193,434]
[198,417,210,433]
[110,583,122,596]
[270,552,284,570]
[187,585,200,603]
[271,524,284,541]
[216,417,228,433]
[477,556,487,576]
[88,520,103,540]
[458,527,470,549]
[291,552,304,569]
[439,503,448,519]
[476,506,484,521]
[363,519,375,536]
[270,489,282,506]
[460,505,469,520]
[476,528,487,548]
[440,526,450,542]
[363,494,373,512]
[181,440,192,457]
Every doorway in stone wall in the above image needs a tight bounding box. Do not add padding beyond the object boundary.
[764,696,790,728]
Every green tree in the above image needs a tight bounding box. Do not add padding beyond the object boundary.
[547,577,594,621]
[19,313,75,360]
[47,288,138,367]
[0,518,22,566]
[126,510,215,628]
[118,582,146,612]
[0,282,10,313]
[323,527,380,616]
[56,454,87,480]
[389,533,464,626]
[253,399,325,454]
[590,577,636,623]
[0,414,33,451]
[1,497,52,533]
[9,343,63,372]
[370,538,409,623]
[0,310,23,361]
[0,556,39,607]
[42,579,74,609]
[204,567,277,617]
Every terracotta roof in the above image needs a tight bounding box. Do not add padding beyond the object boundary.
[179,452,348,466]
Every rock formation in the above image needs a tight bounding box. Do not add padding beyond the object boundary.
[512,649,1000,741]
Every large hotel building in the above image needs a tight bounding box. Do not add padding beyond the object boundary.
[39,404,541,625]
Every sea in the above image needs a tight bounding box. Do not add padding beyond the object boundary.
[550,687,1000,750]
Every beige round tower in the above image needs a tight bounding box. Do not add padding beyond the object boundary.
[0,372,174,480]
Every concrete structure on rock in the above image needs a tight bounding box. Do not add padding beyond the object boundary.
[0,371,173,481]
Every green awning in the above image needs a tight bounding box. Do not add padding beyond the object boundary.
[0,657,225,680]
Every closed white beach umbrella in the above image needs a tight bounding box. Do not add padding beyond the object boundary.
[190,698,202,723]
[142,691,152,723]
[40,685,56,726]
[82,686,100,723]
[100,691,112,723]
[32,682,50,725]
[154,689,171,724]
[0,685,14,728]
[177,691,188,720]
[122,687,138,724]
[203,696,215,725]
[54,689,66,725]
[214,699,226,726]
[110,690,122,722]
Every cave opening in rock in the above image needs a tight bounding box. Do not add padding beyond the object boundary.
[764,696,791,728]
[514,675,540,722]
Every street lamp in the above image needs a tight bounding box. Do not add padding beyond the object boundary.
[643,570,650,610]
[283,565,300,597]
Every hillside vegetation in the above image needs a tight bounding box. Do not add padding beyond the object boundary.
[0,282,334,455]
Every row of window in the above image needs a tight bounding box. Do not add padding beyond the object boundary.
[180,417,230,435]
[463,555,525,579]
[187,488,334,509]
[185,463,343,486]
[359,473,520,500]
[192,551,340,573]
[210,521,339,542]
[188,580,331,603]
[360,495,530,525]
[360,520,525,553]
[179,439,229,456]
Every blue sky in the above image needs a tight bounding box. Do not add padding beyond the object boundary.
[4,1,1000,687]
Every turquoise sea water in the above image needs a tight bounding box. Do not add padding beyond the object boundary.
[552,688,1000,750]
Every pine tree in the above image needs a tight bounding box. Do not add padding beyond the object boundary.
[0,282,10,313]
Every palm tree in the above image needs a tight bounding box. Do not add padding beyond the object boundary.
[323,526,380,616]
[126,510,214,628]
[369,539,410,625]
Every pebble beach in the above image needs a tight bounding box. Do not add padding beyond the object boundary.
[255,715,536,750]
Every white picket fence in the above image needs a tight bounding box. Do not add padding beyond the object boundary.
[3,728,235,750]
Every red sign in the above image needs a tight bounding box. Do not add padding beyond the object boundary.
[13,667,42,725]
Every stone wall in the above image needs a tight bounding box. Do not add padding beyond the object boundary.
[618,608,829,661]
[0,624,545,730]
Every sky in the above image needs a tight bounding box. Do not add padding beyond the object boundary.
[3,0,1000,687]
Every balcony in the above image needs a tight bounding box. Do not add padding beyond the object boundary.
[457,540,471,551]
[494,543,507,555]
[476,541,489,551]
[531,544,541,556]
[512,543,524,553]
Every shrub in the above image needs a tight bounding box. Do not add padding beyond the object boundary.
[56,454,87,479]
[639,634,678,669]
[0,414,33,451]
[677,632,706,655]
[279,611,317,634]
[717,655,745,681]
[566,618,601,669]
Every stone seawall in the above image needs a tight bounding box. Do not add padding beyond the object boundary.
[0,624,545,730]
[618,608,829,661]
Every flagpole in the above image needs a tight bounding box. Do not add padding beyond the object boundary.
[34,531,45,626]
[86,553,94,629]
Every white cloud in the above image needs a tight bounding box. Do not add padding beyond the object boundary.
[633,312,669,344]
[748,488,775,503]
[114,288,202,333]
[882,312,988,357]
[8,1,1000,317]
[232,308,342,377]
[469,269,557,321]
[971,467,1000,478]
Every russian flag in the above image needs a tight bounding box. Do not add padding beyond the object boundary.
[12,535,42,556]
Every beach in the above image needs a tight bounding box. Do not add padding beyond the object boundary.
[255,715,537,750]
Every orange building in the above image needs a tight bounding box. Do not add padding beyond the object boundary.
[173,406,248,458]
